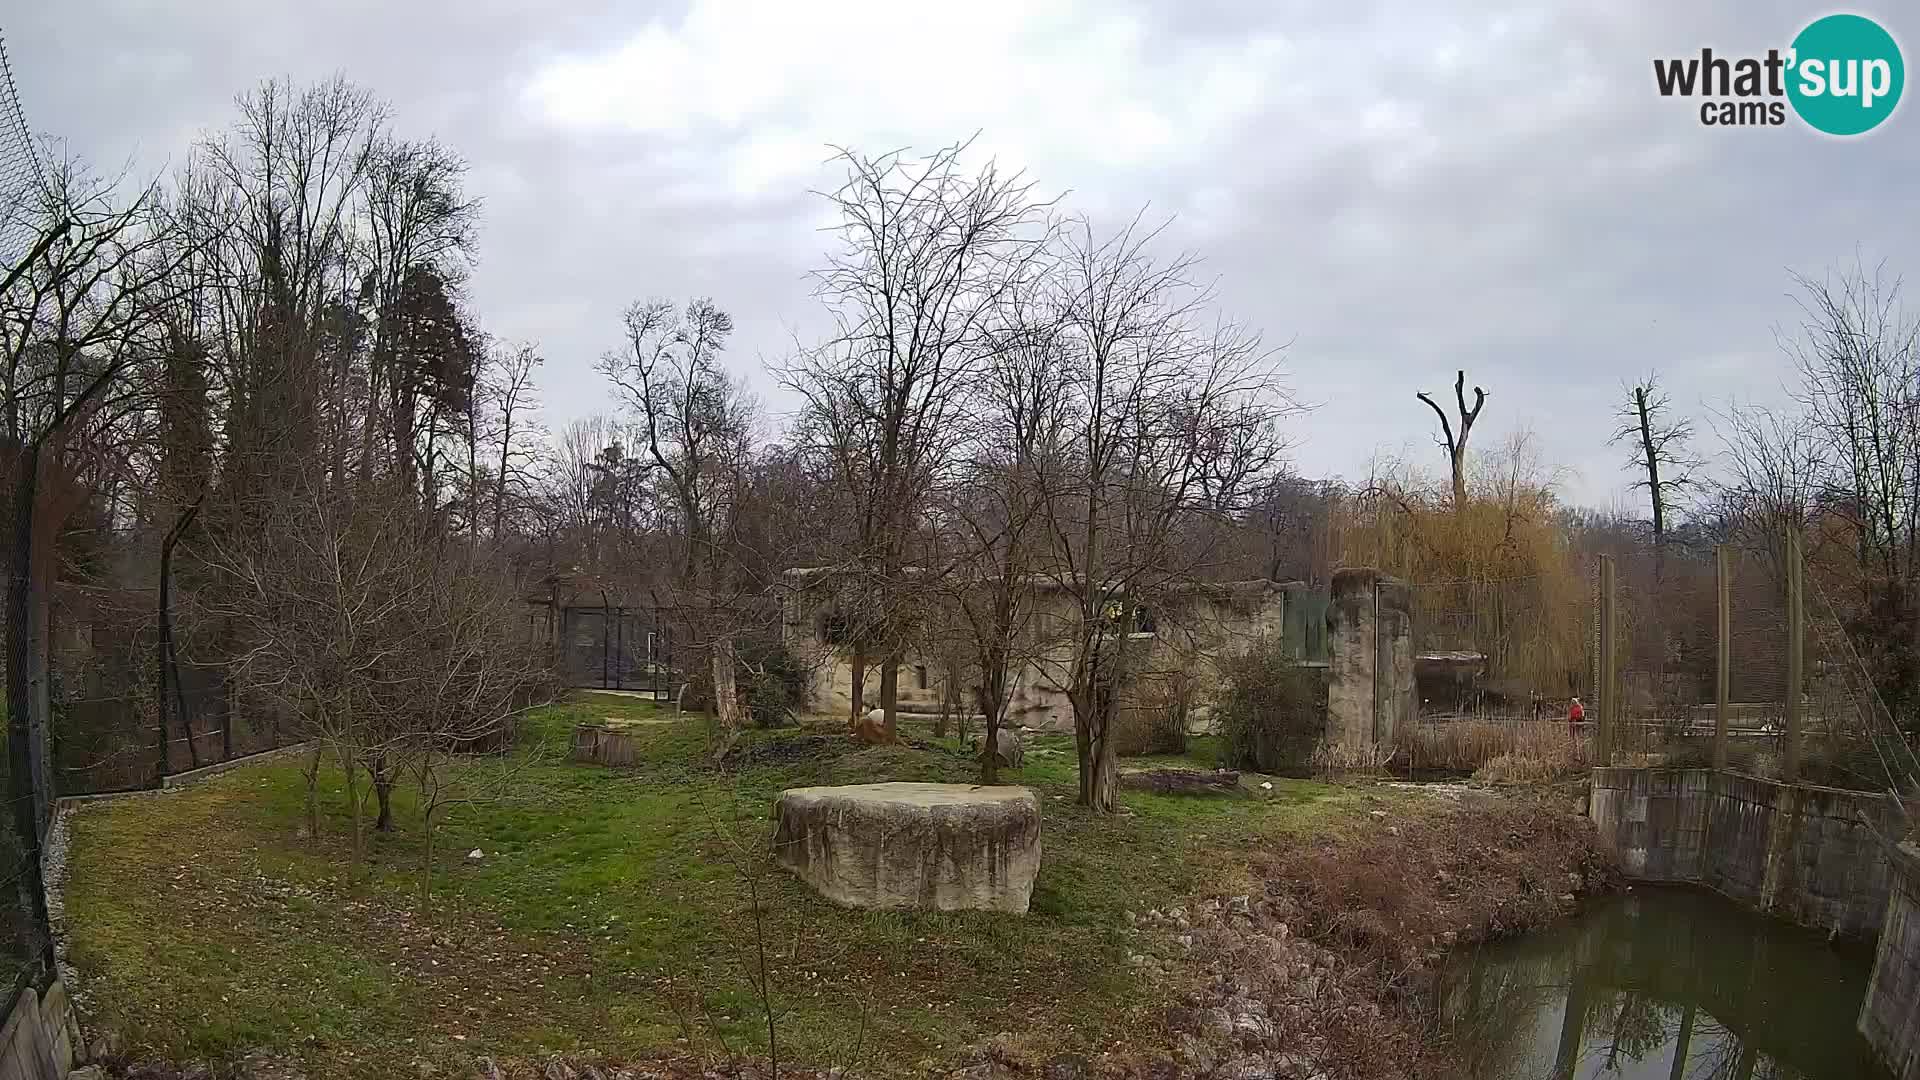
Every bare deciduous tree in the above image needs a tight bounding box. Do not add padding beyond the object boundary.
[200,471,546,864]
[1779,260,1920,738]
[598,298,757,749]
[1041,216,1291,812]
[935,281,1068,781]
[785,138,1052,742]
[478,339,543,545]
[201,77,386,492]
[1785,262,1920,586]
[1707,402,1824,574]
[1,155,194,979]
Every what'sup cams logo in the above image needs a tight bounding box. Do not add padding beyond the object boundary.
[1654,13,1904,135]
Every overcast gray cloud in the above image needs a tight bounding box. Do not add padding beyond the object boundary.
[9,0,1917,508]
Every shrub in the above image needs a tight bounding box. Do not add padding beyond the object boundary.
[1312,739,1393,777]
[1215,637,1327,776]
[679,636,810,728]
[740,637,810,729]
[1113,672,1193,757]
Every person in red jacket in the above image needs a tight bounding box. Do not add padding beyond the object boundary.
[1568,696,1586,734]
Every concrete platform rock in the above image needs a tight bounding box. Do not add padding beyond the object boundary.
[772,782,1041,913]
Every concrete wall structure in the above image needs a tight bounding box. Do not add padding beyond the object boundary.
[1325,568,1413,749]
[1589,766,1920,1079]
[1862,843,1920,1080]
[784,568,1415,749]
[1590,767,1907,938]
[783,574,1299,732]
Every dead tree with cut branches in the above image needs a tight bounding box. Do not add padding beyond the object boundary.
[1610,372,1699,555]
[1417,369,1487,511]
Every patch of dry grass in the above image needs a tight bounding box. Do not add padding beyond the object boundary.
[1395,720,1591,781]
[1134,789,1620,1080]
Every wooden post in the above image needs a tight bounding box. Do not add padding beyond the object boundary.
[1599,555,1617,765]
[1715,544,1731,770]
[1784,525,1804,782]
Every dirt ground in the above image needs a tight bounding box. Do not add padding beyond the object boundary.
[969,784,1619,1080]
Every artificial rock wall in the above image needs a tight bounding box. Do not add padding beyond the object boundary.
[0,979,77,1080]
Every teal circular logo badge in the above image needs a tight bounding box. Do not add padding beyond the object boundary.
[1788,14,1904,135]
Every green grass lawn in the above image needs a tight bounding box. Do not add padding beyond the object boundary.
[64,694,1359,1077]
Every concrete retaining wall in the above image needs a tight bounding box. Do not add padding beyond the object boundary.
[1590,766,1920,1080]
[1590,767,1906,938]
[1862,843,1920,1080]
[159,740,315,788]
[0,980,77,1080]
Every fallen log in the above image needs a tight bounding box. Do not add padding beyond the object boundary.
[1118,767,1243,795]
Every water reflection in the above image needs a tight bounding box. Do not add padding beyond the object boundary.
[1441,888,1890,1079]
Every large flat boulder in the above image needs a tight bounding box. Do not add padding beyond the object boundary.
[772,782,1041,913]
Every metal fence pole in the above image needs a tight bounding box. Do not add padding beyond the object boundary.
[661,621,674,705]
[1599,555,1617,764]
[1784,524,1805,782]
[1715,544,1731,771]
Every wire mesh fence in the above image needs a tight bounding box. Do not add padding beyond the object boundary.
[1803,577,1920,794]
[1585,537,1916,793]
[553,606,675,696]
[1610,543,1724,764]
[0,31,43,268]
[52,670,292,794]
[1394,534,1918,792]
[0,30,50,1009]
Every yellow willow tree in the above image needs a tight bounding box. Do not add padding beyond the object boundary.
[1336,432,1589,699]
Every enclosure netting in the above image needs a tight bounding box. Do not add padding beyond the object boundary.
[1398,537,1915,794]
[0,32,42,268]
[1599,539,1911,794]
[0,26,48,1004]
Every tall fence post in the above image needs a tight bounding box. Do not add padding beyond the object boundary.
[1715,544,1731,771]
[1784,525,1805,782]
[221,670,234,761]
[1599,554,1617,765]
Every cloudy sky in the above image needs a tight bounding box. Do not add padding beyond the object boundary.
[8,0,1917,509]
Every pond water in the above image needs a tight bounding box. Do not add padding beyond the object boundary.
[1440,887,1891,1079]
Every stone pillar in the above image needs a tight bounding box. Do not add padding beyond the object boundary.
[1325,568,1414,750]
